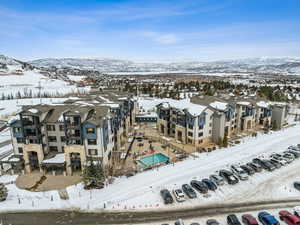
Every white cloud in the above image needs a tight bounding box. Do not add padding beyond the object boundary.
[141,31,180,45]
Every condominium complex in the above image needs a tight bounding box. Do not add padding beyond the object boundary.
[6,90,135,175]
[157,96,288,148]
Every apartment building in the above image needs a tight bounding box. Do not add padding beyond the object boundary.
[156,99,214,146]
[7,91,135,175]
[191,96,237,143]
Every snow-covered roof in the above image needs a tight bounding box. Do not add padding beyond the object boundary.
[209,101,228,111]
[237,101,251,106]
[100,103,120,108]
[28,108,39,113]
[256,101,270,108]
[42,154,65,164]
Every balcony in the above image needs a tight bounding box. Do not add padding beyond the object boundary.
[65,122,81,129]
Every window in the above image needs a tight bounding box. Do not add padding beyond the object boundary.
[86,128,95,134]
[88,149,98,155]
[188,131,193,137]
[188,124,193,130]
[60,136,66,142]
[16,138,24,143]
[209,123,212,127]
[87,139,97,145]
[59,125,64,131]
[46,125,55,131]
[48,136,57,142]
[198,132,203,137]
[18,147,23,154]
[209,130,212,134]
[13,127,22,133]
[62,146,65,152]
[199,139,203,144]
[199,125,204,129]
[49,146,58,152]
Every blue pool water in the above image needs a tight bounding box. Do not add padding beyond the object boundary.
[137,153,170,169]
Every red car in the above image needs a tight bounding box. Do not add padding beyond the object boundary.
[279,210,300,225]
[242,214,259,225]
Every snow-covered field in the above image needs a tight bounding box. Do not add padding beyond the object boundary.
[0,67,89,100]
[0,123,300,213]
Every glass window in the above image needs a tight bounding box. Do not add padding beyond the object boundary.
[86,128,95,134]
[18,147,23,154]
[87,139,97,145]
[88,149,98,155]
[59,125,64,131]
[46,125,55,131]
[48,136,57,142]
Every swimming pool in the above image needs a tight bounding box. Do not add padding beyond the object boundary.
[137,153,170,169]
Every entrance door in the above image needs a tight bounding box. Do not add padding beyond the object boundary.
[70,153,81,171]
[28,151,39,170]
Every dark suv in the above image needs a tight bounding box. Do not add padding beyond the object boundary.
[219,170,239,185]
[190,180,208,194]
[182,184,197,199]
[160,189,173,204]
[227,214,242,225]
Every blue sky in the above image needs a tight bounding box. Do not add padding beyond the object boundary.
[1,0,300,61]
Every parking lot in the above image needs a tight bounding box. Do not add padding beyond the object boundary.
[159,144,300,206]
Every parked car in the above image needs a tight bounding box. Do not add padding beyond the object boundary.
[242,214,259,225]
[288,146,300,151]
[286,150,300,158]
[231,165,249,180]
[190,180,209,194]
[269,159,282,169]
[207,219,220,225]
[227,214,242,225]
[258,212,280,225]
[247,162,263,173]
[270,157,288,166]
[175,219,185,225]
[293,206,300,217]
[279,210,300,225]
[240,165,255,175]
[209,174,225,185]
[190,223,200,225]
[160,189,174,204]
[282,153,295,162]
[172,189,185,202]
[294,182,300,191]
[253,159,276,171]
[219,170,239,185]
[202,178,218,191]
[182,184,197,199]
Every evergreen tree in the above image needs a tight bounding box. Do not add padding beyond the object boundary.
[82,158,105,189]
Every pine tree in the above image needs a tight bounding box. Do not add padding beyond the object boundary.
[82,158,104,189]
[0,183,8,201]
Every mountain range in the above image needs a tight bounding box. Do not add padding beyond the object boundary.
[28,57,300,75]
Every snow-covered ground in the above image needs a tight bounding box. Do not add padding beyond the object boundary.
[0,123,300,212]
[0,68,89,100]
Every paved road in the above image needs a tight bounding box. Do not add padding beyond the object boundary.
[0,199,300,225]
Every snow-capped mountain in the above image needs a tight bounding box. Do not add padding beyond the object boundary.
[28,57,300,75]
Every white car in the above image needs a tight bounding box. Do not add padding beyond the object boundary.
[294,206,300,217]
[172,189,185,202]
